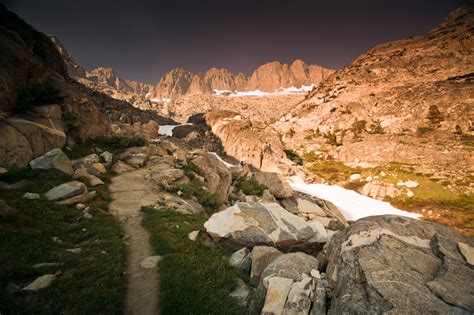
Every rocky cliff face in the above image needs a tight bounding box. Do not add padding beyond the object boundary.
[50,37,155,104]
[86,67,154,96]
[273,4,474,172]
[154,60,334,99]
[0,4,167,167]
[246,60,333,92]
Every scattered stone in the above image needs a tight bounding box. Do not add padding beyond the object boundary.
[260,252,319,284]
[349,174,361,181]
[0,166,7,174]
[91,162,107,174]
[76,203,86,210]
[283,274,314,315]
[407,190,414,198]
[155,193,205,214]
[204,202,327,253]
[310,269,321,279]
[73,168,104,187]
[250,246,283,286]
[127,154,147,167]
[100,151,113,165]
[253,172,294,198]
[29,148,73,176]
[361,183,401,200]
[112,160,135,174]
[83,212,93,219]
[458,242,474,266]
[261,276,294,315]
[188,230,199,241]
[405,180,419,188]
[57,191,97,205]
[83,154,100,165]
[150,168,185,190]
[229,247,252,274]
[229,279,251,308]
[22,274,56,291]
[22,192,41,200]
[32,262,63,270]
[140,255,162,269]
[261,189,277,202]
[44,181,87,201]
[66,248,81,254]
[0,199,18,216]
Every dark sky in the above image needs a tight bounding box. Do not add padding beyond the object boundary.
[3,0,465,84]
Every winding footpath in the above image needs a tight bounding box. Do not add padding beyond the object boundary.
[108,164,168,314]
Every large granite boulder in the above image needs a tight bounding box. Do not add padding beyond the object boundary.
[253,171,294,199]
[204,202,327,253]
[190,150,232,202]
[29,148,73,176]
[324,215,474,314]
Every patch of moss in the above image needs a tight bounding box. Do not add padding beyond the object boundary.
[66,135,148,159]
[142,208,242,314]
[0,170,124,313]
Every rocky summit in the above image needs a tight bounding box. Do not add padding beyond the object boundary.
[0,2,473,315]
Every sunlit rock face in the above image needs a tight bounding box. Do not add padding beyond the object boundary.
[153,60,334,98]
[273,4,474,173]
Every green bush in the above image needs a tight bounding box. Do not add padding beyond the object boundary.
[351,119,367,135]
[233,174,266,196]
[181,160,201,179]
[170,182,221,213]
[67,135,148,159]
[416,126,434,136]
[427,105,443,125]
[368,120,384,134]
[284,149,303,165]
[14,82,63,113]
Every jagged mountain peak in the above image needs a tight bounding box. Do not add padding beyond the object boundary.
[154,59,334,98]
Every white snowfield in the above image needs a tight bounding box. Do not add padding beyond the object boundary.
[158,123,193,137]
[290,183,421,221]
[150,97,171,104]
[213,84,316,97]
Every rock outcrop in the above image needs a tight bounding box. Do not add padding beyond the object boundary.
[274,4,474,173]
[0,4,112,166]
[323,215,474,314]
[204,110,298,174]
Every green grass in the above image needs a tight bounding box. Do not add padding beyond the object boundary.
[142,208,242,315]
[233,174,266,196]
[66,135,148,159]
[0,170,124,314]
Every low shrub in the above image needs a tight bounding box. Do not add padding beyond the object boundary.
[233,174,266,196]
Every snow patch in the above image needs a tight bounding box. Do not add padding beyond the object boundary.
[290,183,421,221]
[158,123,193,137]
[209,152,235,169]
[213,84,316,98]
[151,98,171,104]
